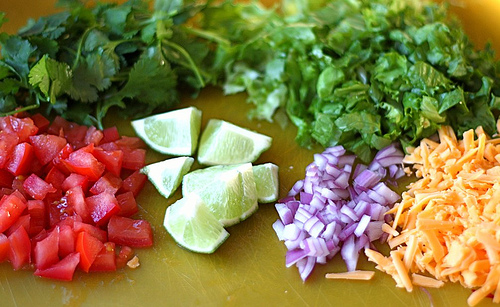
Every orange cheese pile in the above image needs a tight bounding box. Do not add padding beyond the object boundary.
[365,124,500,306]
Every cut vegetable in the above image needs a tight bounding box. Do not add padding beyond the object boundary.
[182,163,258,227]
[131,107,202,156]
[253,163,279,203]
[163,194,229,254]
[197,119,272,165]
[273,144,404,281]
[141,157,194,198]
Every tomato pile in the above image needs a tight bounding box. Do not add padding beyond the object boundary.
[0,113,153,281]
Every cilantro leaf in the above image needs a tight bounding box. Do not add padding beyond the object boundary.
[119,48,178,107]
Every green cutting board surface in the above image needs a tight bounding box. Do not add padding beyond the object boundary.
[0,1,499,306]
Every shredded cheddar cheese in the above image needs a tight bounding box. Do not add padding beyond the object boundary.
[366,123,500,306]
[325,270,375,280]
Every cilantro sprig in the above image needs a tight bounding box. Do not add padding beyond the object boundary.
[0,0,217,128]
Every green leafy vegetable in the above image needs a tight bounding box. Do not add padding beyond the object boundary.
[201,0,500,161]
[0,0,217,128]
[1,0,500,162]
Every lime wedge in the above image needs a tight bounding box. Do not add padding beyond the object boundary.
[197,119,272,165]
[164,194,229,254]
[131,107,202,156]
[182,163,258,227]
[253,163,279,203]
[141,157,194,198]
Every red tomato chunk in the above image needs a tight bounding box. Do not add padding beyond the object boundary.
[0,114,151,281]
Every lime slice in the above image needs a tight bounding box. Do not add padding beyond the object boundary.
[182,163,258,227]
[131,107,202,156]
[197,119,272,165]
[164,194,229,253]
[141,157,194,198]
[253,163,279,203]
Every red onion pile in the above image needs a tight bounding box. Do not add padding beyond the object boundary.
[272,144,405,281]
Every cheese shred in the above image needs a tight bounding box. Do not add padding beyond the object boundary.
[366,123,500,306]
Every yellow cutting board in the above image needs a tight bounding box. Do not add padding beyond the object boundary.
[0,0,500,306]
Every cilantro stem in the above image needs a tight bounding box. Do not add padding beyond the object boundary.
[161,40,205,88]
[1,94,40,116]
[181,26,231,46]
[72,26,97,69]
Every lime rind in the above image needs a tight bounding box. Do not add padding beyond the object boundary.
[253,163,279,203]
[164,194,229,254]
[131,106,202,156]
[182,163,258,227]
[141,156,194,199]
[197,119,272,165]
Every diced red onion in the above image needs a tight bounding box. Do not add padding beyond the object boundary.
[288,180,304,197]
[340,205,358,222]
[272,143,404,281]
[300,192,313,204]
[372,182,401,204]
[272,220,285,241]
[303,216,325,238]
[338,155,356,167]
[354,169,382,190]
[275,203,294,225]
[341,235,359,272]
[286,248,308,267]
[354,214,371,237]
[283,223,302,241]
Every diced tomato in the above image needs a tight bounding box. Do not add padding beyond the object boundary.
[121,148,146,171]
[5,214,30,237]
[114,136,146,150]
[85,192,120,226]
[98,141,119,151]
[44,166,66,190]
[76,231,104,272]
[27,200,46,237]
[52,143,74,174]
[0,233,10,262]
[89,242,116,272]
[90,172,122,195]
[6,142,34,176]
[84,126,103,146]
[29,134,67,166]
[116,245,134,269]
[11,176,28,199]
[0,132,19,168]
[47,197,72,227]
[116,192,138,217]
[63,147,105,181]
[61,173,89,193]
[34,252,80,281]
[8,226,31,270]
[92,148,123,177]
[121,171,147,197]
[23,173,57,200]
[65,186,91,223]
[47,116,71,136]
[107,216,153,248]
[100,127,120,144]
[65,122,88,148]
[58,225,76,258]
[0,116,38,142]
[0,169,14,188]
[0,191,27,233]
[30,113,50,133]
[73,221,107,242]
[34,227,59,269]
